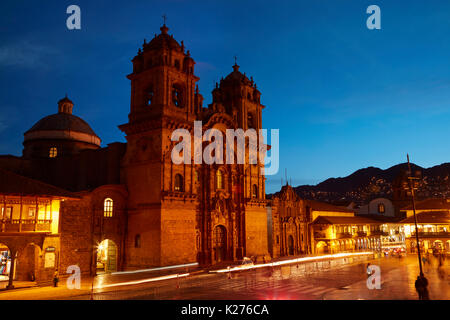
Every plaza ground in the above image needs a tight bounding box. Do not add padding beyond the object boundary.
[1,253,450,300]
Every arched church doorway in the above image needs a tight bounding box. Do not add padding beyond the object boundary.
[213,225,227,262]
[0,243,11,284]
[97,239,117,273]
[288,235,294,255]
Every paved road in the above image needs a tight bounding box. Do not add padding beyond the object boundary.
[72,254,450,300]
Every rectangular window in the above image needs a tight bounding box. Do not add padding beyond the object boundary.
[1,207,12,220]
[28,207,36,218]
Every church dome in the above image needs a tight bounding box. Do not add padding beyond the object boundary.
[223,63,252,85]
[145,24,181,51]
[23,96,101,158]
[26,113,98,137]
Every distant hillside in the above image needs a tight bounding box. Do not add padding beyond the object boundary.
[287,162,450,205]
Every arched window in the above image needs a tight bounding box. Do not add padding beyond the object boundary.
[104,198,113,217]
[135,234,141,248]
[378,203,385,214]
[49,147,57,158]
[174,174,183,192]
[172,84,183,107]
[216,170,224,189]
[146,85,154,106]
[252,184,258,198]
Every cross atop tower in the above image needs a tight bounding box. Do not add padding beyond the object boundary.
[234,55,238,66]
[162,14,167,25]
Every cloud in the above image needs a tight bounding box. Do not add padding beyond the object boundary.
[196,61,216,72]
[0,41,58,68]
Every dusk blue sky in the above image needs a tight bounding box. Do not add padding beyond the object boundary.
[1,0,450,193]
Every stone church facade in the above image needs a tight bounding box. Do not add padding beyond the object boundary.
[0,24,269,282]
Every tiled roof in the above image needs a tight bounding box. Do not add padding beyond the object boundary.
[305,199,355,213]
[0,169,79,198]
[312,215,379,225]
[400,211,450,224]
[401,198,450,210]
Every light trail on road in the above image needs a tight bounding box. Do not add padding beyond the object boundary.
[110,262,198,275]
[95,273,190,289]
[209,252,374,273]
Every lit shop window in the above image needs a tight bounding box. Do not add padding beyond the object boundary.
[49,147,58,158]
[104,198,113,217]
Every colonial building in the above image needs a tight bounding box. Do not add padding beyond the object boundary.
[268,184,382,257]
[0,23,269,287]
[310,215,385,254]
[399,198,450,253]
[0,169,80,288]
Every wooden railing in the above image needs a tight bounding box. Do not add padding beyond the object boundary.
[1,219,52,232]
[370,230,389,236]
[411,232,450,238]
[336,232,353,239]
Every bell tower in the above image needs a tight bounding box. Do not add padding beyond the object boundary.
[211,61,264,131]
[119,24,203,268]
[124,24,202,125]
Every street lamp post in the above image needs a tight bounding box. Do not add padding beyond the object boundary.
[406,154,425,278]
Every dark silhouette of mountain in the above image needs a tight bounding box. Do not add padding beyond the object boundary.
[287,162,450,205]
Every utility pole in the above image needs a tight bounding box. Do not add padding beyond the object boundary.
[406,154,427,282]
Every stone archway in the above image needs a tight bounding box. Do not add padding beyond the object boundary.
[96,239,117,273]
[16,243,41,282]
[316,241,327,254]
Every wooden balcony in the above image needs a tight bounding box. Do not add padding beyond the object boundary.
[1,219,52,233]
[411,232,450,238]
[336,232,353,239]
[314,232,327,239]
[370,230,389,236]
